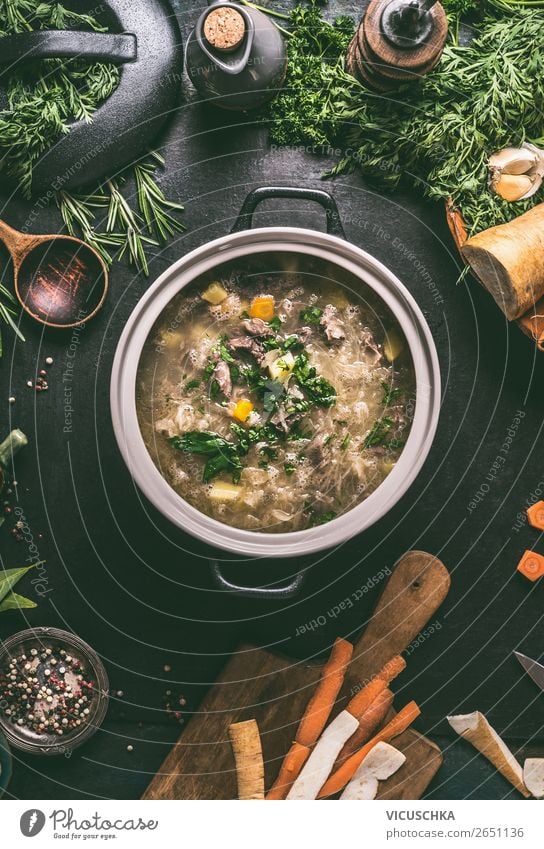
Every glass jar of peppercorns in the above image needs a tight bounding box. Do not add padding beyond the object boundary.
[0,627,109,754]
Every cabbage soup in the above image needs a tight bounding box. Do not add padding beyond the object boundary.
[136,254,416,532]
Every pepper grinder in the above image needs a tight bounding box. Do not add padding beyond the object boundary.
[346,0,448,92]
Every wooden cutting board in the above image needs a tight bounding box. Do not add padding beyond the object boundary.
[143,550,450,800]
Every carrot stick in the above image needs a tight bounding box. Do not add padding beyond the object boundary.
[295,637,354,747]
[266,637,353,800]
[345,677,387,718]
[344,654,405,719]
[317,700,421,798]
[266,741,310,800]
[335,687,394,768]
[377,654,407,684]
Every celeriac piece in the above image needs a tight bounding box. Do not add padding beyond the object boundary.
[523,758,544,799]
[208,481,244,502]
[201,281,228,305]
[159,330,183,350]
[461,203,544,321]
[340,742,406,800]
[228,719,265,800]
[287,710,358,800]
[383,329,404,362]
[268,352,295,383]
[447,711,530,798]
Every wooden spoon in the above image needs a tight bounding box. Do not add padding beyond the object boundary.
[0,219,108,329]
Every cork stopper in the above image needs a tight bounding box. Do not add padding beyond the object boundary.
[203,7,246,52]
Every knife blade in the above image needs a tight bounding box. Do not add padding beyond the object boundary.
[514,651,544,691]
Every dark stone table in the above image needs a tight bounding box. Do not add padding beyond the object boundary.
[0,0,542,801]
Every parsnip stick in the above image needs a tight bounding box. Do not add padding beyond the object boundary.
[340,741,406,800]
[229,719,265,800]
[447,712,530,798]
[287,711,359,800]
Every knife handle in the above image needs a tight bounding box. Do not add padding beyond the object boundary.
[348,550,450,685]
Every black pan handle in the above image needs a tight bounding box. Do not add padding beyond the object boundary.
[0,31,137,67]
[210,560,305,600]
[231,186,346,239]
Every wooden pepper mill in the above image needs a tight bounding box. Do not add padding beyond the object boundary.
[346,0,448,92]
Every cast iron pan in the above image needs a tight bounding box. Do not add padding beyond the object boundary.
[0,0,183,194]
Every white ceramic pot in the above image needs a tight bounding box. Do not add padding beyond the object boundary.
[111,187,440,562]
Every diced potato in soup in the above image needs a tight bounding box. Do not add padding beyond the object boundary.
[137,265,415,532]
[201,281,228,304]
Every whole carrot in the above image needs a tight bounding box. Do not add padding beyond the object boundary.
[329,655,404,772]
[266,742,310,800]
[266,637,353,800]
[295,637,354,748]
[317,700,421,798]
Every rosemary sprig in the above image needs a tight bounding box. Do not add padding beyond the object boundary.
[0,279,25,355]
[57,153,185,275]
[134,152,186,242]
[57,189,123,265]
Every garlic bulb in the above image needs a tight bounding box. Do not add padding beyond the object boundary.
[488,143,544,202]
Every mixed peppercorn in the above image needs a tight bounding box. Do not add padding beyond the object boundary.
[0,645,95,737]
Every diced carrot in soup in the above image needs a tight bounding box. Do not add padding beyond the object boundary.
[233,399,253,422]
[249,295,275,321]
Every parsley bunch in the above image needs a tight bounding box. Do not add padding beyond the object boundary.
[262,2,544,235]
[266,2,354,147]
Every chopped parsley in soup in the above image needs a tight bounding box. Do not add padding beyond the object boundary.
[137,265,415,532]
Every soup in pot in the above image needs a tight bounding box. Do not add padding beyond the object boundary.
[137,257,416,532]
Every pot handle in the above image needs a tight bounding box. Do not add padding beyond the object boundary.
[210,559,305,600]
[0,31,137,67]
[231,186,346,239]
